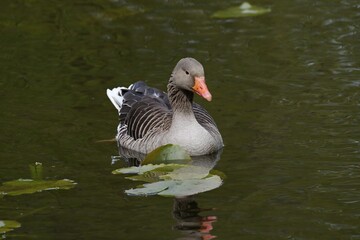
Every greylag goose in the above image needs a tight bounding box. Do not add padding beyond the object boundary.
[106,57,223,156]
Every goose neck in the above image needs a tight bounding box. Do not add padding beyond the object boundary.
[167,82,194,115]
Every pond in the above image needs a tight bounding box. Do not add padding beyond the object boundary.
[1,0,359,239]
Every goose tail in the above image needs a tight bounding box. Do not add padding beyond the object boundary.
[106,87,128,111]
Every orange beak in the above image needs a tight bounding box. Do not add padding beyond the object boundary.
[192,76,212,101]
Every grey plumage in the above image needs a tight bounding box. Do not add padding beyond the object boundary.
[107,57,223,156]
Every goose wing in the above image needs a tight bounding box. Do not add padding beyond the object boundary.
[193,102,219,134]
[118,81,172,140]
[123,96,172,140]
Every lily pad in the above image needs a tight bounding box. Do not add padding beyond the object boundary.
[125,172,162,183]
[125,181,171,196]
[0,220,21,234]
[0,179,76,197]
[159,175,222,197]
[212,2,271,18]
[126,164,183,182]
[114,145,225,197]
[112,163,185,175]
[113,164,188,183]
[125,175,222,197]
[118,163,225,197]
[160,165,211,180]
[142,144,191,164]
[112,164,165,175]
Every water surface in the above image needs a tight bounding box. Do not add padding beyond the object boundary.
[1,0,359,239]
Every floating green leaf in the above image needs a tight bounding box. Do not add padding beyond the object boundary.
[159,176,222,197]
[142,144,191,165]
[212,2,271,18]
[125,168,177,183]
[0,220,21,234]
[114,145,225,197]
[160,165,211,180]
[0,179,76,197]
[0,163,77,197]
[113,164,187,183]
[112,164,164,175]
[125,181,170,196]
[117,163,225,197]
[125,173,161,183]
[125,175,222,197]
[112,163,185,175]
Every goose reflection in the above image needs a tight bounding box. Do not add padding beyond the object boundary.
[173,196,217,240]
[113,147,223,239]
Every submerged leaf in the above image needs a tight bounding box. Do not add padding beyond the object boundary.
[0,220,21,234]
[0,179,76,197]
[212,2,271,18]
[142,144,191,164]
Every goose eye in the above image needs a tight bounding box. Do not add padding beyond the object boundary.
[185,71,189,75]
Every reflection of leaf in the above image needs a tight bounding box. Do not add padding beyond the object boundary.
[125,176,222,197]
[212,2,271,18]
[0,220,21,234]
[0,179,76,197]
[142,144,191,165]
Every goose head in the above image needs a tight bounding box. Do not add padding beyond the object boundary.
[171,57,212,101]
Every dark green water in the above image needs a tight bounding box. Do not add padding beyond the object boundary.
[1,0,359,239]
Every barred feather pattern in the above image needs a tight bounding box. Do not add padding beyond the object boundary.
[107,80,223,155]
